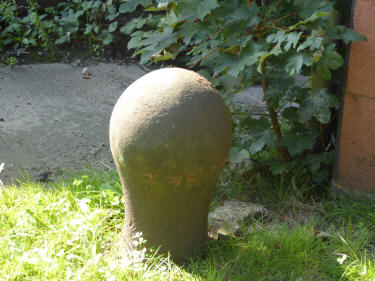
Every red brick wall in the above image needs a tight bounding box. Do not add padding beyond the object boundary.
[334,0,375,193]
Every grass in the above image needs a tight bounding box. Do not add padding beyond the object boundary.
[1,168,375,280]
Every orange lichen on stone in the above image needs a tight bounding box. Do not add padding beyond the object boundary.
[169,175,182,187]
[185,170,198,184]
[144,173,158,184]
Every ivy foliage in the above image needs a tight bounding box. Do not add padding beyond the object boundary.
[0,0,55,64]
[0,0,156,64]
[126,0,366,184]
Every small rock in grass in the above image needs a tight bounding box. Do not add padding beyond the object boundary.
[208,200,267,238]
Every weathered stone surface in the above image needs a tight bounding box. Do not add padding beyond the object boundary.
[109,67,232,262]
[208,200,267,237]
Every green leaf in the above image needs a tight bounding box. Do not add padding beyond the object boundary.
[108,21,118,33]
[196,0,219,20]
[179,22,197,45]
[285,54,305,76]
[84,24,94,35]
[285,53,312,75]
[268,31,302,53]
[55,35,69,45]
[315,48,344,80]
[341,29,367,44]
[233,116,275,155]
[239,116,270,133]
[265,76,299,107]
[127,32,144,49]
[119,0,152,13]
[268,160,286,175]
[327,25,367,44]
[281,106,299,122]
[100,30,114,45]
[298,89,339,123]
[250,129,275,154]
[297,36,323,52]
[267,30,285,44]
[105,6,118,21]
[284,32,302,52]
[212,53,244,77]
[226,4,260,25]
[270,44,283,56]
[228,147,250,163]
[134,28,179,63]
[280,129,315,156]
[293,0,326,19]
[120,16,149,35]
[211,41,265,77]
[326,50,343,70]
[307,152,334,173]
[103,33,113,45]
[176,0,219,21]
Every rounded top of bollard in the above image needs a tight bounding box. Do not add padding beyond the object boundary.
[109,67,232,188]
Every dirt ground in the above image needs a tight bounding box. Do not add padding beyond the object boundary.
[0,63,146,183]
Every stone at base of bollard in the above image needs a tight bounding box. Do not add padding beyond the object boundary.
[208,200,268,238]
[331,179,375,203]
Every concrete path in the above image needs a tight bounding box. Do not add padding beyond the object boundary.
[0,63,146,183]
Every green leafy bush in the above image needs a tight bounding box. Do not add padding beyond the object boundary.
[0,0,55,64]
[0,0,151,62]
[50,0,124,51]
[126,0,366,184]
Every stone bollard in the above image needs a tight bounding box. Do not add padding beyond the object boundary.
[109,68,232,262]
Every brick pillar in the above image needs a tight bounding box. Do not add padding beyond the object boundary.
[332,0,375,198]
